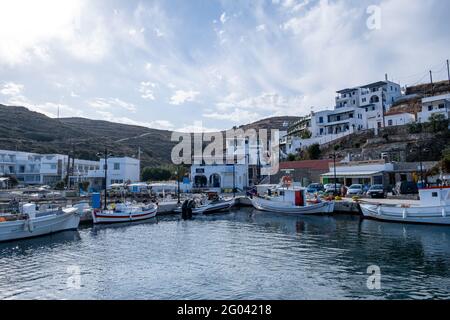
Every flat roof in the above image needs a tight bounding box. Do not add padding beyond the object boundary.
[360,81,388,88]
[322,171,382,177]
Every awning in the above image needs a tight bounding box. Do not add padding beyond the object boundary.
[0,177,10,182]
[321,171,382,178]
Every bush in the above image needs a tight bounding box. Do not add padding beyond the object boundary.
[300,129,312,139]
[142,167,172,181]
[408,122,422,134]
[55,180,66,190]
[425,113,448,133]
[306,143,321,160]
[287,153,297,161]
[442,147,450,173]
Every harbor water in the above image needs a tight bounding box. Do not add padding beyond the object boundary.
[0,208,449,300]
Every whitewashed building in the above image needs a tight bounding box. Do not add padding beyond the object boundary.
[86,157,140,189]
[418,93,450,123]
[385,111,416,127]
[0,149,100,186]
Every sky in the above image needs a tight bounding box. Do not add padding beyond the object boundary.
[0,0,449,132]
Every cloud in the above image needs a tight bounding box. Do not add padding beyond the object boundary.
[220,12,228,24]
[0,82,24,96]
[169,90,200,105]
[88,98,136,112]
[203,108,261,123]
[139,82,156,100]
[94,110,174,130]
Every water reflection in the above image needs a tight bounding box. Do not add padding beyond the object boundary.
[0,208,449,300]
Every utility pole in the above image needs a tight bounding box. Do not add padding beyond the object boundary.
[104,148,108,210]
[447,59,450,85]
[430,70,434,94]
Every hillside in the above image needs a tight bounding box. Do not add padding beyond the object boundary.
[0,104,299,168]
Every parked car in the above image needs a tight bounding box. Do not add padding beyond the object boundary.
[324,183,342,195]
[347,184,364,197]
[367,184,386,198]
[394,181,419,195]
[306,183,324,193]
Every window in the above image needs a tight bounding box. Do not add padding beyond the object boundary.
[337,115,341,121]
[362,98,367,103]
[114,163,120,170]
[438,104,445,109]
[319,117,323,123]
[349,113,354,118]
[428,105,433,111]
[388,120,393,126]
[353,100,356,105]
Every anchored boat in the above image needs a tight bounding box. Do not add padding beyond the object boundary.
[250,188,335,214]
[92,202,158,224]
[359,186,450,225]
[0,203,80,242]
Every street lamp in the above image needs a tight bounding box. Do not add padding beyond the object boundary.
[329,151,338,196]
[410,144,430,187]
[97,148,113,210]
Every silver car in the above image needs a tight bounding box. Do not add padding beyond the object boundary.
[347,184,364,196]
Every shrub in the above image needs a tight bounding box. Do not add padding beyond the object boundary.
[142,167,172,181]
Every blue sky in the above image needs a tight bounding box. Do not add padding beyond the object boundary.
[0,0,449,132]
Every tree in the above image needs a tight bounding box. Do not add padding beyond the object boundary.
[442,147,450,173]
[79,181,90,192]
[141,167,172,182]
[426,113,448,133]
[408,122,422,134]
[300,129,312,139]
[306,144,321,160]
[55,180,66,190]
[287,153,296,161]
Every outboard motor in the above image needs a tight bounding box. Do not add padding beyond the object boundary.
[186,200,194,219]
[181,200,189,220]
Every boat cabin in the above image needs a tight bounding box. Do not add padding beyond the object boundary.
[274,188,307,207]
[419,187,450,206]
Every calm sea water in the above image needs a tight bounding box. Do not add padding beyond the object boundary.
[0,208,449,300]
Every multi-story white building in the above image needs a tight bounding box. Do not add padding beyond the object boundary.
[0,149,100,186]
[418,93,450,123]
[285,80,402,153]
[1,149,140,189]
[86,157,140,189]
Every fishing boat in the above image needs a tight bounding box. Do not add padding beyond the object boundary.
[92,202,158,224]
[0,203,80,242]
[250,187,335,214]
[175,197,236,216]
[359,186,450,225]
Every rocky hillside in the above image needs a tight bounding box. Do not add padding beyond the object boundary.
[0,104,299,168]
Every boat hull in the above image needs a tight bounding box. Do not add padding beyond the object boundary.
[200,199,235,215]
[359,203,450,225]
[92,205,157,224]
[251,197,335,214]
[0,208,80,242]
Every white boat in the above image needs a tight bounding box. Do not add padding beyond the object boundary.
[175,197,236,215]
[92,202,158,224]
[193,198,235,215]
[359,186,450,225]
[250,188,335,214]
[0,203,80,242]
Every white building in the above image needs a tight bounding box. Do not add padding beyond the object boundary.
[418,93,450,123]
[86,157,140,189]
[0,149,100,186]
[321,160,394,187]
[385,111,416,127]
[283,80,402,155]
